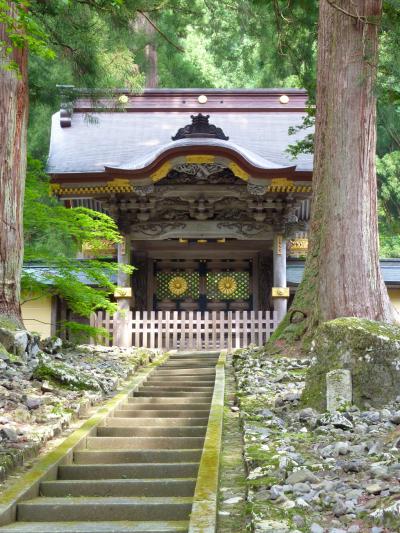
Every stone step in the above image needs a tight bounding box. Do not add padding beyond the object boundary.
[0,521,189,533]
[143,381,215,388]
[123,402,211,410]
[73,449,202,464]
[139,385,214,392]
[0,351,221,533]
[17,497,193,522]
[148,372,215,380]
[133,391,212,398]
[86,436,204,450]
[164,354,218,359]
[113,409,210,418]
[104,417,209,427]
[126,396,212,404]
[97,426,206,438]
[58,463,199,480]
[162,360,218,365]
[159,364,216,369]
[155,369,215,375]
[166,360,218,365]
[40,478,196,497]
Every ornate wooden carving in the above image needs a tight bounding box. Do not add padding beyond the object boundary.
[172,113,229,140]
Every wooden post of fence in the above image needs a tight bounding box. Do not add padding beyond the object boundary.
[227,311,233,352]
[114,311,132,348]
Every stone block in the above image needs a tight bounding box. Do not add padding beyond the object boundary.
[326,369,352,412]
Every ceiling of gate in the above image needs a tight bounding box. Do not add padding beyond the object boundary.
[99,165,310,241]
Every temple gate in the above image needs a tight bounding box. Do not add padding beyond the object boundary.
[48,88,313,348]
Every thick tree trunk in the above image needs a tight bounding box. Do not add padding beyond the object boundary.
[0,5,28,327]
[275,0,397,347]
[135,12,158,88]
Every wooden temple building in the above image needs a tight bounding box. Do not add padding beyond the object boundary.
[22,87,394,347]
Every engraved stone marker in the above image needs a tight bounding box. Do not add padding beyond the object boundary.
[326,369,352,412]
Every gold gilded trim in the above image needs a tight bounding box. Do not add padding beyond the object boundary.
[266,184,311,193]
[50,183,61,194]
[185,155,215,164]
[52,181,134,196]
[271,178,294,187]
[150,161,172,182]
[107,178,131,188]
[229,162,249,181]
[272,287,290,298]
[114,287,132,298]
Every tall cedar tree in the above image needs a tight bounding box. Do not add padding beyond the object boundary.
[274,0,398,348]
[0,3,28,327]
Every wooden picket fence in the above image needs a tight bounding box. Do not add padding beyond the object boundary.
[90,310,279,351]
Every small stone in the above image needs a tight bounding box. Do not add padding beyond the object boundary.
[286,468,319,485]
[389,411,400,424]
[318,412,354,430]
[371,528,383,533]
[299,407,317,422]
[25,396,41,410]
[370,464,390,480]
[333,499,348,516]
[341,460,365,473]
[41,336,62,354]
[269,486,282,500]
[224,496,243,504]
[366,483,382,495]
[334,441,350,455]
[292,482,311,494]
[0,426,18,441]
[361,411,381,424]
[310,524,324,533]
[347,526,360,533]
[292,514,305,527]
[41,381,54,393]
[230,406,239,412]
[295,497,309,507]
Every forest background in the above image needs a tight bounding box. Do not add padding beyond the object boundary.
[10,0,400,332]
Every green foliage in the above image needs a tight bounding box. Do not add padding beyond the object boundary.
[22,158,134,317]
[0,0,55,73]
[155,1,318,89]
[377,152,400,257]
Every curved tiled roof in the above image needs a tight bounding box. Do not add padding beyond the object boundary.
[47,89,314,176]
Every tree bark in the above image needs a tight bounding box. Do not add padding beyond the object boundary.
[0,4,28,327]
[275,0,397,346]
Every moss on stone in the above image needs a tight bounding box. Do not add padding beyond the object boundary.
[302,317,400,410]
[33,358,100,391]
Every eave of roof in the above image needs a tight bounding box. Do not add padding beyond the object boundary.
[104,138,298,180]
[67,87,309,114]
[287,259,400,286]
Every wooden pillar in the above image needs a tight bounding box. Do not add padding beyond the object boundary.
[272,233,289,323]
[114,236,132,347]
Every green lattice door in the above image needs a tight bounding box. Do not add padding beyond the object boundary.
[155,259,252,311]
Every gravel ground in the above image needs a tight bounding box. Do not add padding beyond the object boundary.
[233,346,400,533]
[0,340,159,483]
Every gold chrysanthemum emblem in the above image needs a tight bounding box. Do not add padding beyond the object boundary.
[218,276,237,296]
[169,276,188,296]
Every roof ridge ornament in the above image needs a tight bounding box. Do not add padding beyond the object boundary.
[172,113,229,141]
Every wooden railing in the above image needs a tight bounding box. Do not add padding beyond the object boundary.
[90,310,279,351]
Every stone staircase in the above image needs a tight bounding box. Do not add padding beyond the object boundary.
[0,351,220,533]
